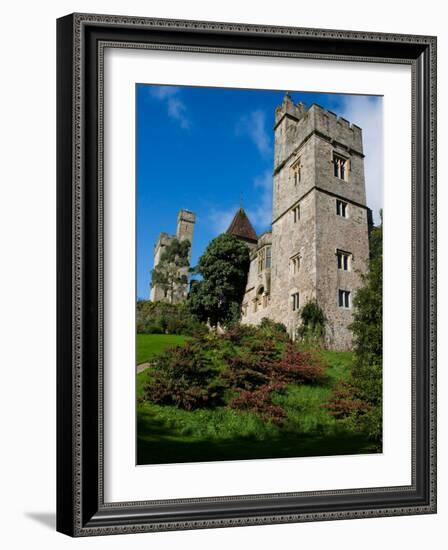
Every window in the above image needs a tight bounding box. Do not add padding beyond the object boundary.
[257,248,265,273]
[337,250,351,271]
[257,246,271,272]
[292,205,300,223]
[265,246,272,269]
[336,199,348,218]
[292,158,302,185]
[333,153,348,180]
[290,254,300,274]
[242,303,248,317]
[338,289,351,309]
[292,292,300,311]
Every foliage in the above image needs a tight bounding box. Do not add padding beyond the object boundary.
[150,238,191,303]
[297,300,326,344]
[229,385,286,424]
[144,341,226,410]
[277,343,327,385]
[258,317,290,343]
[326,216,383,448]
[188,234,250,327]
[137,349,377,464]
[143,322,327,424]
[136,300,207,336]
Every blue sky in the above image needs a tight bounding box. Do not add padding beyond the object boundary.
[136,85,383,299]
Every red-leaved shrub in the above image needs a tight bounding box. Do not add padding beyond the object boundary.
[229,384,285,424]
[275,343,327,385]
[324,381,371,419]
[145,343,226,410]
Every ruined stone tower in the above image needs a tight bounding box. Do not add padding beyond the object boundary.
[241,94,370,350]
[150,209,196,303]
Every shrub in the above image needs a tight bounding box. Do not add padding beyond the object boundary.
[276,343,327,385]
[222,323,257,345]
[144,342,226,410]
[143,324,327,422]
[258,318,290,343]
[137,300,207,336]
[324,381,371,419]
[224,338,325,422]
[297,301,326,345]
[229,385,285,424]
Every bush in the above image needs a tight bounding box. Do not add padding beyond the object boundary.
[143,324,327,421]
[297,301,326,345]
[324,381,371,419]
[224,337,325,422]
[276,343,327,385]
[258,318,290,343]
[229,385,285,424]
[144,342,226,410]
[137,300,207,336]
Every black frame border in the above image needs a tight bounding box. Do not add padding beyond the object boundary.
[57,13,437,537]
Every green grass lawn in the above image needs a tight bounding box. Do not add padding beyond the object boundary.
[136,333,190,364]
[137,349,376,464]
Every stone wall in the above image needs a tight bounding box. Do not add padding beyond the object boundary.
[150,210,196,303]
[242,96,370,350]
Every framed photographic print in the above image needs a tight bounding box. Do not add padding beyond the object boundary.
[56,13,437,536]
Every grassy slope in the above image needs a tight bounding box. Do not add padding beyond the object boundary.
[137,349,375,464]
[136,333,190,364]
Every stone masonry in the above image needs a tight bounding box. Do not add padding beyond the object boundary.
[235,94,370,351]
[150,209,196,303]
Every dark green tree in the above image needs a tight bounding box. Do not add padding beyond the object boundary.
[326,212,383,449]
[150,238,191,303]
[189,234,250,327]
[349,214,383,445]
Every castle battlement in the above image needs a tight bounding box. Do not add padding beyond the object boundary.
[150,209,196,303]
[242,92,370,350]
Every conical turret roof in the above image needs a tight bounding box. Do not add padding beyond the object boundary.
[226,208,258,244]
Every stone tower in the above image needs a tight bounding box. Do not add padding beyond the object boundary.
[150,209,196,303]
[241,94,370,350]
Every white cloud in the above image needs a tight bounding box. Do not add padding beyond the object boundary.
[247,170,272,230]
[208,205,239,234]
[337,96,383,224]
[149,86,191,130]
[236,110,272,157]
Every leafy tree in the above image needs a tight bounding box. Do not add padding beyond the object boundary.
[150,238,191,303]
[189,234,250,327]
[349,215,383,444]
[326,213,383,448]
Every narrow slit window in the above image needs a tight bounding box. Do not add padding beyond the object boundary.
[293,205,300,223]
[292,158,302,186]
[265,246,272,269]
[336,199,348,218]
[292,292,300,311]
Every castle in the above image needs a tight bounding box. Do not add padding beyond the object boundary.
[150,209,196,303]
[150,94,370,350]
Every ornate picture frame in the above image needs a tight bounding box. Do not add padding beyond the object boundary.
[57,13,437,536]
